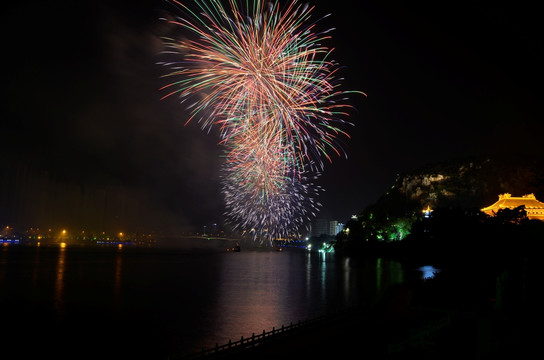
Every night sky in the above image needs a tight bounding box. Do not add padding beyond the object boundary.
[2,0,542,233]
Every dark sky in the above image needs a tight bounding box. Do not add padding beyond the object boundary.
[2,0,542,233]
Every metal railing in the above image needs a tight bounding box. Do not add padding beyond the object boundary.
[174,307,454,359]
[178,310,352,359]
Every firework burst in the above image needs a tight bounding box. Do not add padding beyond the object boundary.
[159,0,364,240]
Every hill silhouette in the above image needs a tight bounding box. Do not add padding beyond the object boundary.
[336,154,544,254]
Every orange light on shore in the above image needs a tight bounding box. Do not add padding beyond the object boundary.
[60,242,67,248]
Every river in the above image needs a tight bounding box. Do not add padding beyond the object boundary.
[0,243,433,359]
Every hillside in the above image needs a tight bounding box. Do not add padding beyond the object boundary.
[337,154,544,246]
[395,154,544,210]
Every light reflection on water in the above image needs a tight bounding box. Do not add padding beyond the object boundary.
[202,250,408,351]
[114,250,123,306]
[0,245,409,359]
[54,246,66,316]
[418,265,441,280]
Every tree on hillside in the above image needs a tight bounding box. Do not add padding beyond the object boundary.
[490,205,528,225]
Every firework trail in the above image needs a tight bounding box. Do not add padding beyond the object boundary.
[159,0,364,240]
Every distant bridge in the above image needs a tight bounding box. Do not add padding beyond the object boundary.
[151,235,295,250]
[150,235,249,250]
[153,234,243,242]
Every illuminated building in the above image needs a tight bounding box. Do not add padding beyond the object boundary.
[329,220,338,236]
[481,193,544,221]
[311,219,344,237]
[329,220,344,236]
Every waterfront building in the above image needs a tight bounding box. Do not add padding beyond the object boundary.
[311,218,345,237]
[481,193,544,221]
[329,220,344,236]
[329,220,338,236]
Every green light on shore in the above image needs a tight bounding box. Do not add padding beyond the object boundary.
[319,242,335,254]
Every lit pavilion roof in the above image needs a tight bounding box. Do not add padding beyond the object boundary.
[481,193,544,221]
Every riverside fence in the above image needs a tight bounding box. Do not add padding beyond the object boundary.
[174,307,454,359]
[177,309,356,360]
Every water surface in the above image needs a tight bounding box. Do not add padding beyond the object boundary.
[0,245,413,359]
